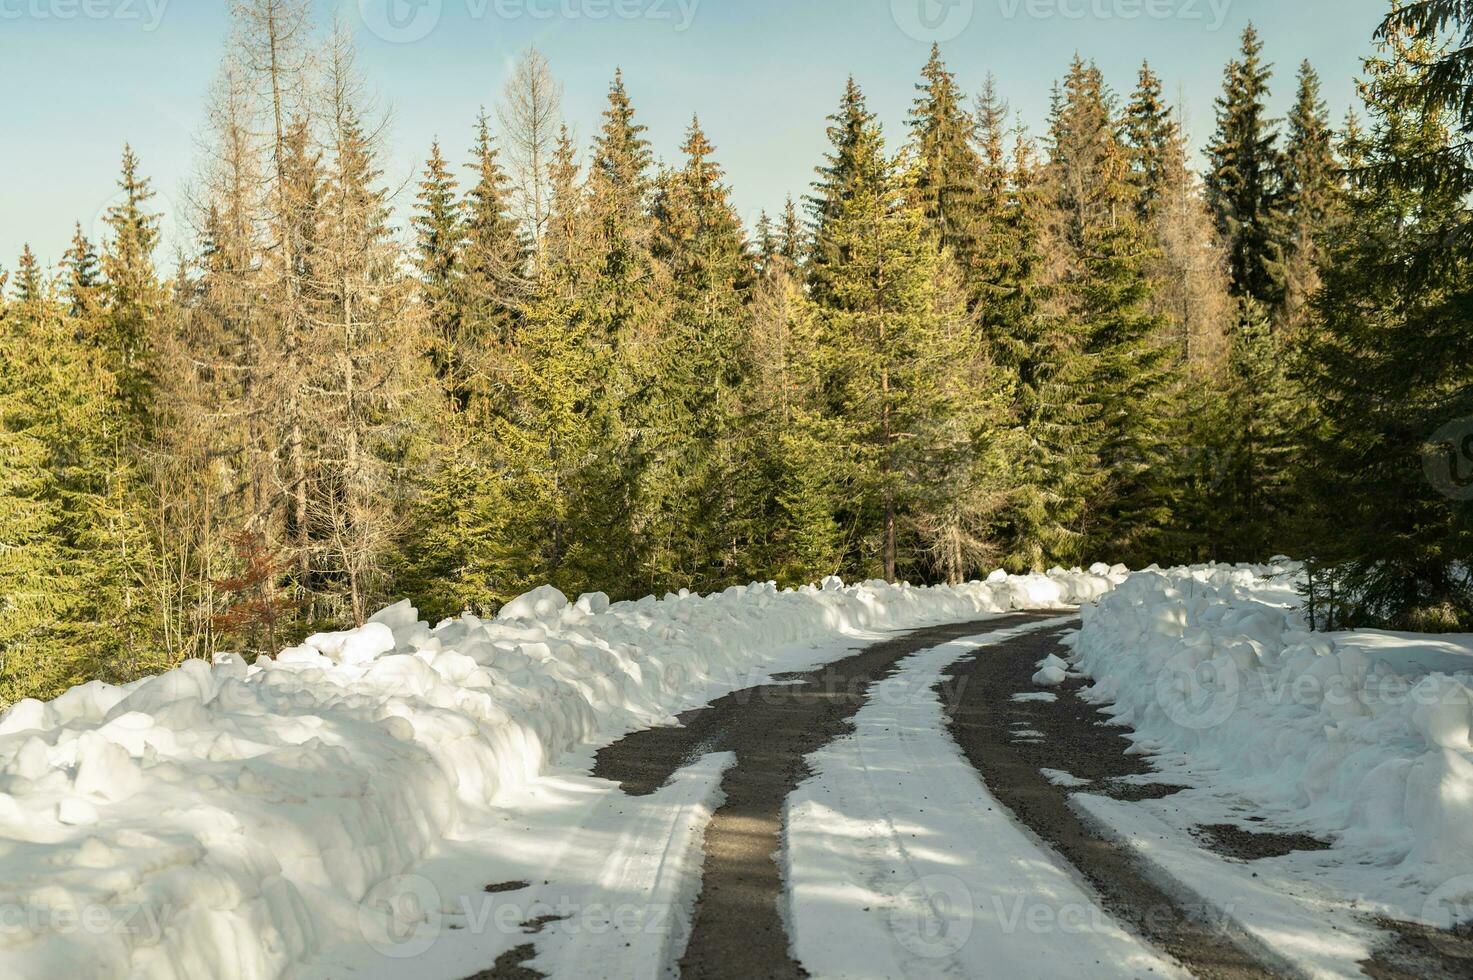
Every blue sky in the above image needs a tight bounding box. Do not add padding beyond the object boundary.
[0,0,1391,272]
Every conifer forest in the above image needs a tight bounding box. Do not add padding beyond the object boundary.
[3,0,1472,705]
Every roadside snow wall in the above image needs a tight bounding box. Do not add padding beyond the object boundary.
[0,567,1122,979]
[1071,563,1473,924]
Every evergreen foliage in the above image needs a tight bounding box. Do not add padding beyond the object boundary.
[11,14,1473,709]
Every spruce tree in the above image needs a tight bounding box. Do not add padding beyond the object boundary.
[61,223,102,318]
[972,107,1059,572]
[0,289,94,701]
[460,110,525,358]
[645,117,755,587]
[777,197,805,265]
[907,45,985,266]
[101,144,164,426]
[1206,25,1289,314]
[808,88,993,581]
[1301,20,1473,628]
[413,140,465,404]
[13,246,43,303]
[0,272,155,699]
[746,238,845,585]
[1124,62,1179,218]
[1281,60,1339,333]
[1042,58,1175,565]
[808,78,878,300]
[586,69,660,346]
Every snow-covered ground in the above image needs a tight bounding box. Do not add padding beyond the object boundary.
[786,621,1185,980]
[1067,562,1473,970]
[0,568,1119,980]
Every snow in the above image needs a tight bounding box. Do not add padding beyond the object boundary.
[1331,629,1473,679]
[786,621,1185,979]
[1071,562,1473,930]
[1031,653,1072,687]
[304,749,735,980]
[1073,794,1382,979]
[0,569,1116,980]
[1038,769,1091,789]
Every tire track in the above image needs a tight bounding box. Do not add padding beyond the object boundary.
[593,614,1052,979]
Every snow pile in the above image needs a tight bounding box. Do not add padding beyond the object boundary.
[1070,563,1473,924]
[0,569,1115,980]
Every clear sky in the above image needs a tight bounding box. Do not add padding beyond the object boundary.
[0,0,1392,272]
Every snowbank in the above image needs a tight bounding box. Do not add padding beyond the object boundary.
[1070,563,1473,925]
[0,569,1117,980]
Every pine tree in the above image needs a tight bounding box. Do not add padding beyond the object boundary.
[413,140,465,403]
[1301,19,1473,629]
[907,45,985,265]
[1281,60,1339,333]
[586,68,660,346]
[61,223,102,318]
[101,144,164,426]
[461,110,526,358]
[12,246,43,303]
[808,78,878,300]
[644,117,755,587]
[1042,58,1175,564]
[1124,62,1178,218]
[808,88,993,581]
[1206,25,1289,314]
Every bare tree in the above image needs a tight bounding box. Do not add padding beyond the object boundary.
[1149,107,1233,375]
[498,47,563,270]
[306,23,417,624]
[230,0,317,580]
